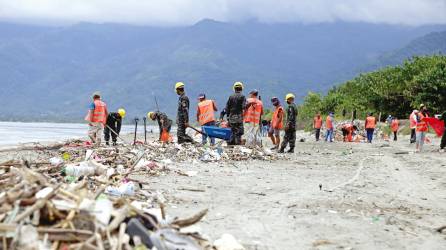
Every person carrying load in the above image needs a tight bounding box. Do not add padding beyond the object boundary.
[196,93,218,146]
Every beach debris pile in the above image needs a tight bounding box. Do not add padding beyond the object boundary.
[0,158,217,250]
[57,140,284,164]
[0,139,280,249]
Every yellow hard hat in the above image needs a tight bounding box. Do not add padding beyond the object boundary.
[147,112,155,120]
[285,93,295,101]
[118,108,126,118]
[175,82,185,90]
[233,81,244,90]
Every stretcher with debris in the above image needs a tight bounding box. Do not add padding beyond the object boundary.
[202,126,232,140]
[189,125,232,141]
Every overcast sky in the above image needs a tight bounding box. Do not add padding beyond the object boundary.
[0,0,445,26]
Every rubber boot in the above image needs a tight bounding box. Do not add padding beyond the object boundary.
[105,141,110,146]
[278,146,285,153]
[286,147,294,153]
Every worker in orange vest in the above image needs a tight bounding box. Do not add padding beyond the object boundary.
[391,117,399,141]
[416,104,429,152]
[365,112,377,143]
[325,112,334,142]
[313,112,323,141]
[268,97,283,150]
[196,93,218,146]
[85,91,108,146]
[409,110,418,143]
[244,89,263,147]
[341,123,357,142]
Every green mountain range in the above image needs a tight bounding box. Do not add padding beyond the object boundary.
[0,20,445,122]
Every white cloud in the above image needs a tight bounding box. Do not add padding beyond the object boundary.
[0,0,445,26]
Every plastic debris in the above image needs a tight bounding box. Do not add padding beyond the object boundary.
[49,157,63,166]
[213,234,246,250]
[0,138,260,250]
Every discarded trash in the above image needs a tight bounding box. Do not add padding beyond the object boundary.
[35,186,54,199]
[62,151,71,160]
[105,181,137,196]
[0,157,220,249]
[94,195,113,227]
[185,170,199,177]
[63,160,106,177]
[214,234,246,250]
[127,218,154,248]
[0,138,262,249]
[49,156,63,166]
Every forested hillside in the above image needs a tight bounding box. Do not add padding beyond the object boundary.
[299,55,446,123]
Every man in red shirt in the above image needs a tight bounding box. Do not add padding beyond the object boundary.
[268,97,283,150]
[313,112,323,141]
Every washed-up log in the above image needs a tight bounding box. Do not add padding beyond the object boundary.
[172,209,208,228]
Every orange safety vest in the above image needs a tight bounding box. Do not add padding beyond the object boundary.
[244,98,263,124]
[197,99,216,125]
[365,116,376,129]
[272,106,284,129]
[325,116,333,129]
[391,119,399,132]
[314,116,322,129]
[91,100,107,124]
[409,113,417,129]
[344,123,353,130]
[416,113,428,132]
[343,123,353,142]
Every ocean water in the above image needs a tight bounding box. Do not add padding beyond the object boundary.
[0,122,152,146]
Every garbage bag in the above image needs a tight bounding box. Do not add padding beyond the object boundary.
[150,228,201,250]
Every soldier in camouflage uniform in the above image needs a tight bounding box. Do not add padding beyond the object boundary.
[175,82,194,144]
[279,93,297,153]
[223,82,246,145]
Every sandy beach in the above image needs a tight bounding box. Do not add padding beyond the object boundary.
[1,130,445,250]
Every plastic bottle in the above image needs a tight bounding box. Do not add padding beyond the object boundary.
[105,182,136,196]
[64,162,96,177]
[94,195,113,227]
[49,157,63,166]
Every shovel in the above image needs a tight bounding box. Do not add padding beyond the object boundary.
[143,117,147,144]
[105,124,129,145]
[187,125,207,136]
[133,117,139,145]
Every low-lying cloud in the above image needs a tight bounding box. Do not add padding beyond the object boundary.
[0,0,445,26]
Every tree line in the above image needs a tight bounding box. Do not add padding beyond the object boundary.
[296,55,446,125]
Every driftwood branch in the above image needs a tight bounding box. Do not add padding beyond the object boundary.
[171,209,208,228]
[13,184,60,223]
